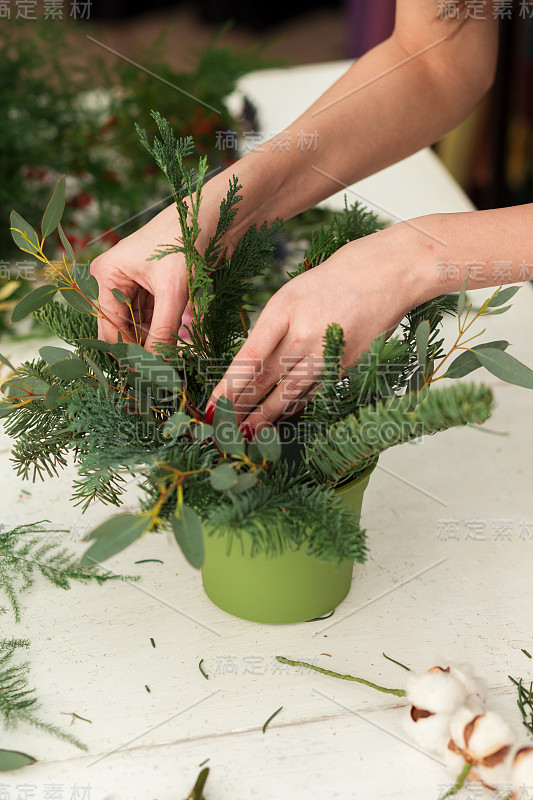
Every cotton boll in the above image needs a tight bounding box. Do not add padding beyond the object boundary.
[444,740,469,777]
[465,693,486,716]
[403,707,453,755]
[510,747,533,799]
[406,668,467,715]
[467,711,515,761]
[448,662,487,706]
[449,706,479,750]
[447,709,515,790]
[474,740,515,791]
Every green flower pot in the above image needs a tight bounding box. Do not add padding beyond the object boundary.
[201,462,376,624]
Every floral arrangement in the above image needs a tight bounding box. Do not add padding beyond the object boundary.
[1,113,532,572]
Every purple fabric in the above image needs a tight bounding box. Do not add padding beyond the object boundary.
[345,0,396,58]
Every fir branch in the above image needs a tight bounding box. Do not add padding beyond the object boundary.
[0,521,134,622]
[509,674,533,737]
[205,463,367,565]
[306,382,494,485]
[288,198,383,277]
[2,369,74,481]
[0,638,30,650]
[33,301,118,376]
[0,647,87,750]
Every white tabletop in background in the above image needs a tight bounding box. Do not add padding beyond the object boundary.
[231,60,475,219]
[1,62,532,800]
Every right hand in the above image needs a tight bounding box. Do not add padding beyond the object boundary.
[90,203,191,352]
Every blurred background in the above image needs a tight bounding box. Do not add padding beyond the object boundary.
[1,0,532,334]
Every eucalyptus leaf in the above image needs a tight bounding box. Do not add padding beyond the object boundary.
[405,367,426,396]
[456,267,471,317]
[39,345,74,364]
[84,355,110,396]
[189,422,214,441]
[482,305,511,316]
[11,285,58,323]
[171,504,204,568]
[110,342,129,360]
[76,338,113,353]
[60,287,95,316]
[163,411,191,438]
[247,440,262,464]
[255,426,281,462]
[111,287,129,304]
[44,384,65,410]
[49,358,87,381]
[445,341,509,379]
[0,401,15,418]
[415,320,430,372]
[81,513,151,565]
[2,376,49,399]
[209,462,238,491]
[0,352,15,371]
[74,263,99,300]
[58,222,75,265]
[213,396,245,455]
[0,749,36,772]
[10,209,40,253]
[231,472,258,493]
[474,347,533,389]
[41,175,66,239]
[486,285,520,308]
[213,394,238,426]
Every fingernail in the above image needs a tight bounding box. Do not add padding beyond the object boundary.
[241,423,255,442]
[204,402,215,425]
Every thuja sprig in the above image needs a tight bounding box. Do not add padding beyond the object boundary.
[136,111,244,361]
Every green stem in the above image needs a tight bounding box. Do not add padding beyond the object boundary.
[439,762,471,799]
[275,657,406,696]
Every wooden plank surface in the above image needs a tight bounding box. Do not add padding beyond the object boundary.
[1,62,532,800]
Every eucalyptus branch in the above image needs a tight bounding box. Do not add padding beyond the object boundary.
[438,762,472,799]
[275,656,405,696]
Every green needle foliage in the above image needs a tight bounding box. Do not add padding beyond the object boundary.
[0,521,135,622]
[0,642,87,751]
[1,112,532,570]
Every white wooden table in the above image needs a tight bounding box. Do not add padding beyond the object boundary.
[1,62,532,800]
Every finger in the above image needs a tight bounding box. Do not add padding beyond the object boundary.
[144,281,188,352]
[277,381,318,421]
[232,347,301,424]
[96,284,137,344]
[91,259,136,343]
[242,354,322,432]
[206,306,288,418]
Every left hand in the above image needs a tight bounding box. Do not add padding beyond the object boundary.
[205,223,424,435]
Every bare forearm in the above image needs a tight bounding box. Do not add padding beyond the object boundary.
[380,205,533,312]
[206,5,497,240]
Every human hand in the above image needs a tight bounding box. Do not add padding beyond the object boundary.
[205,223,425,435]
[90,203,192,351]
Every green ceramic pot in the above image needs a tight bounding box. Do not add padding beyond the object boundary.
[201,461,376,624]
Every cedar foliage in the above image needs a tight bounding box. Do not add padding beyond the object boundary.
[0,521,136,622]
